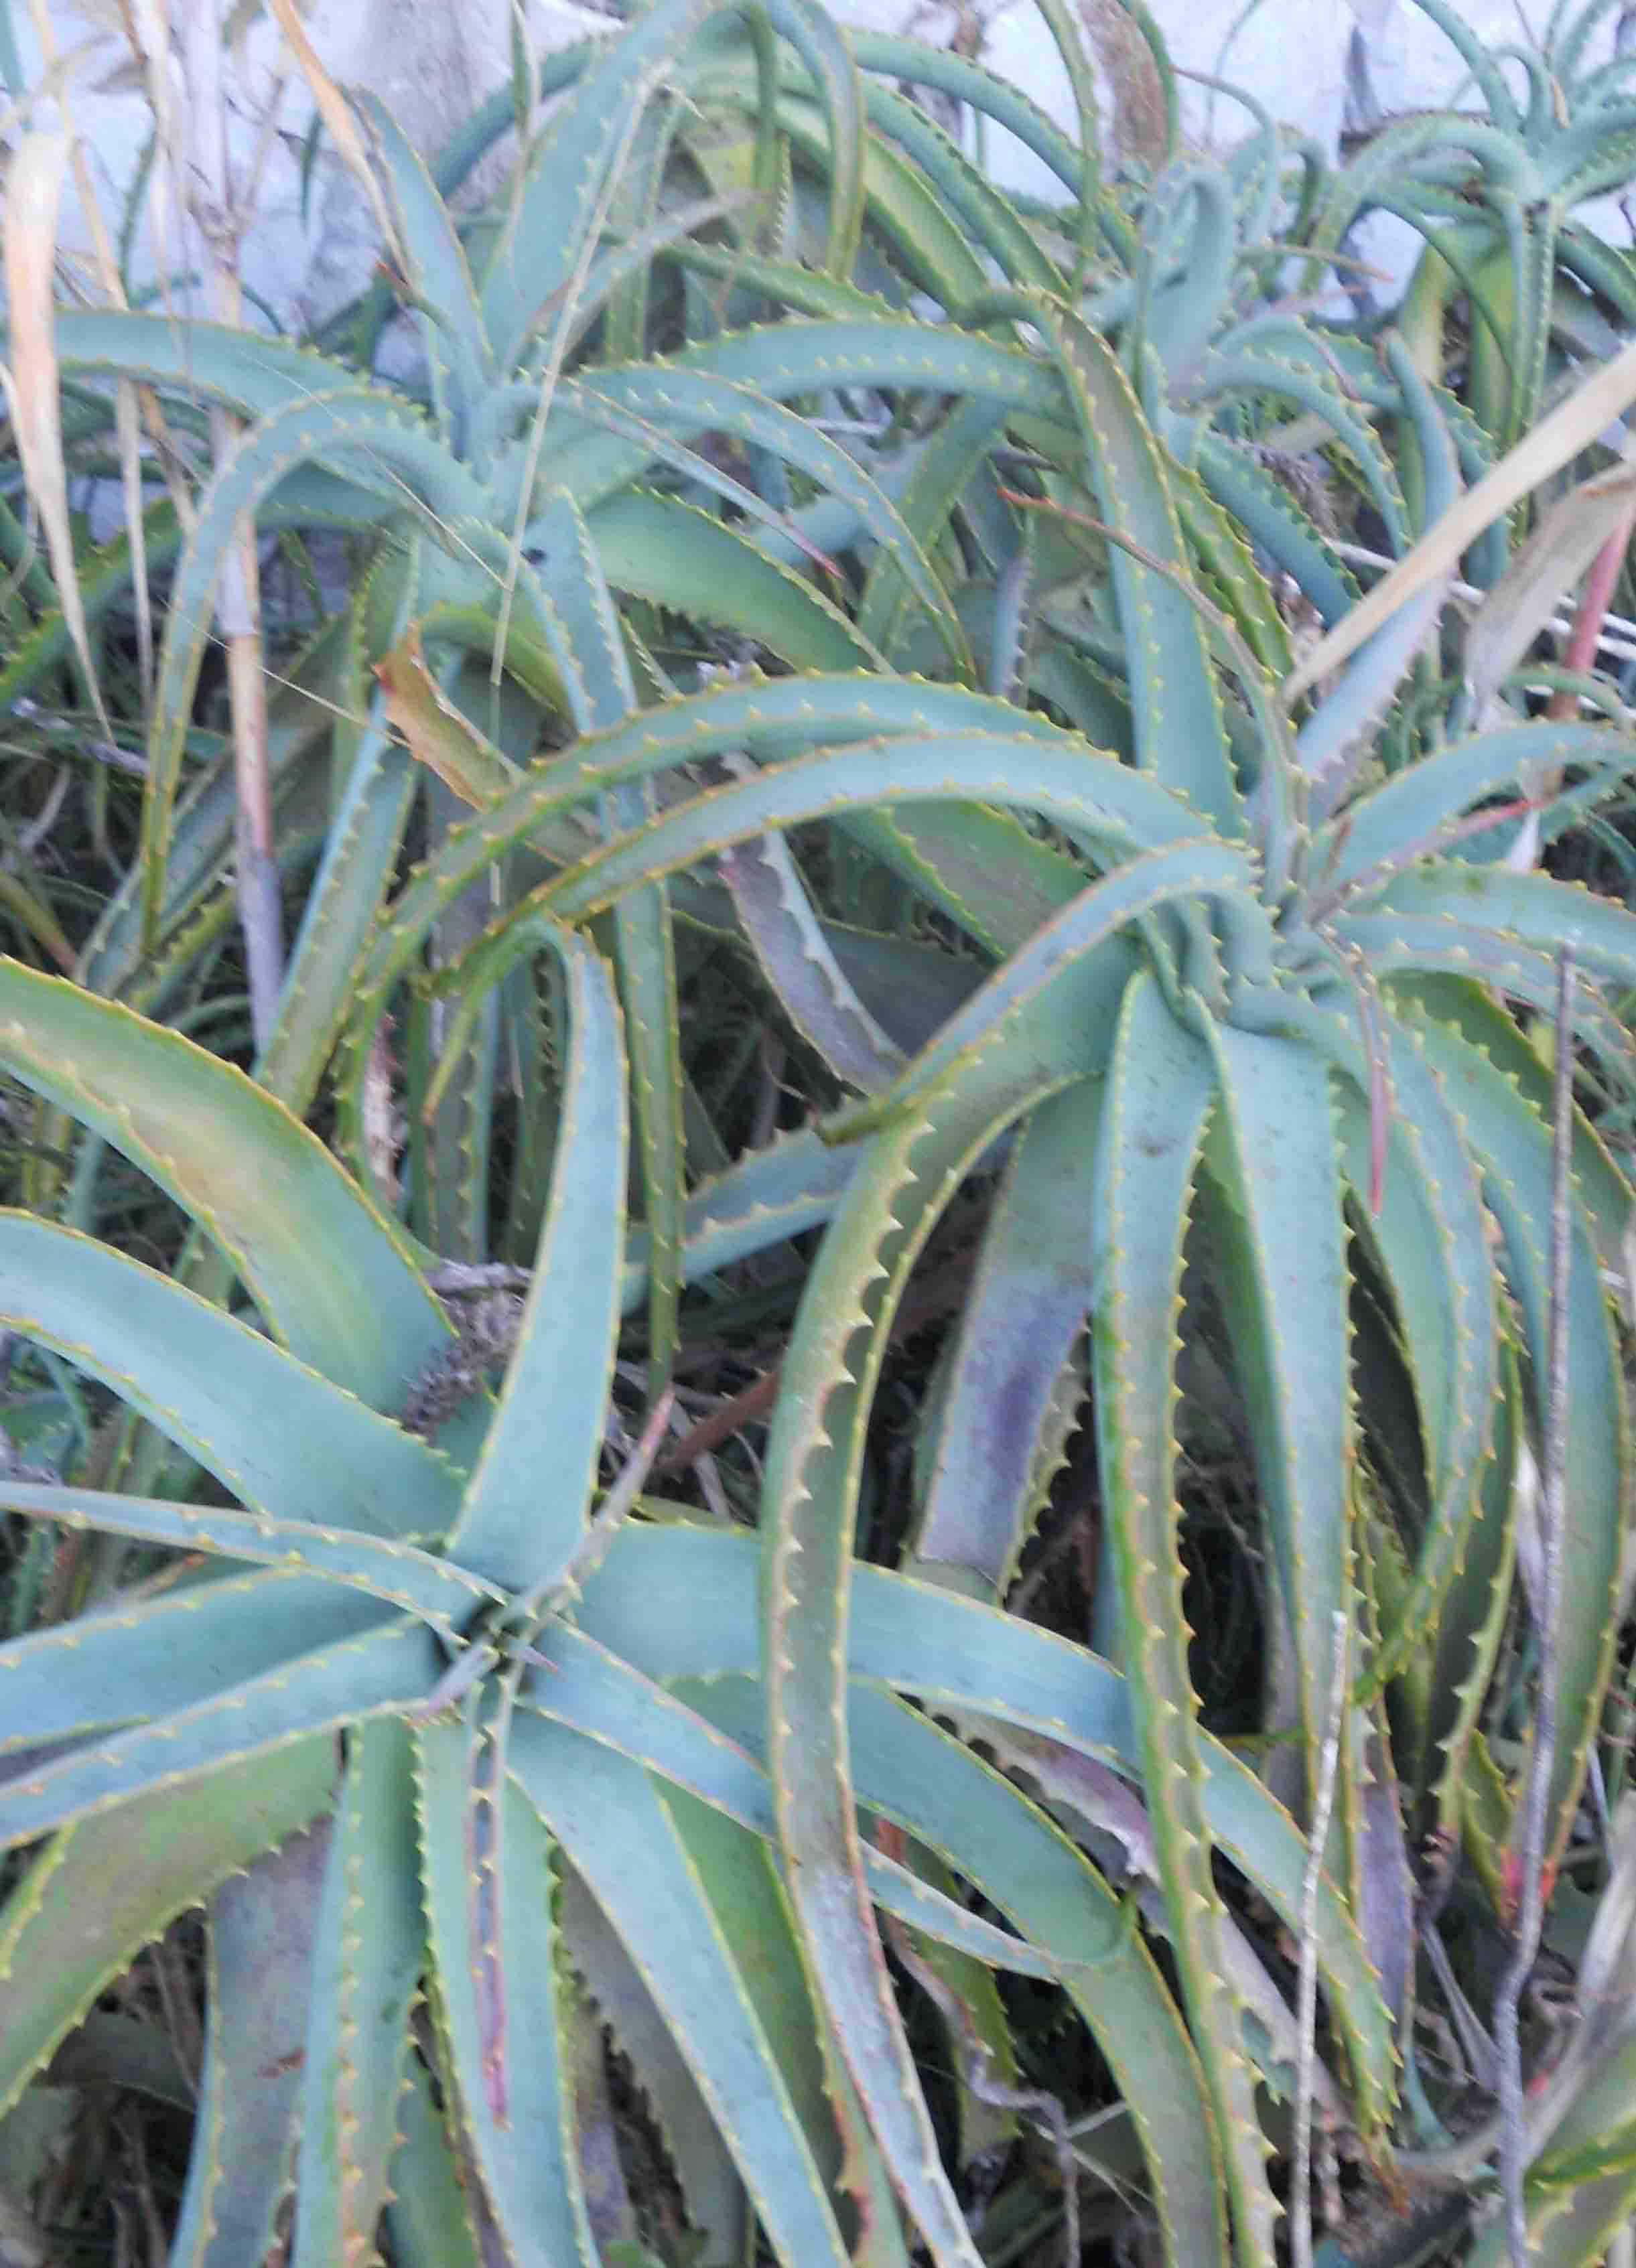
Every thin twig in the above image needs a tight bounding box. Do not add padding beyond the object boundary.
[175,0,285,1046]
[652,1246,981,1476]
[1494,947,1576,2267]
[1293,1609,1349,2268]
[1331,538,1636,673]
[1546,500,1636,719]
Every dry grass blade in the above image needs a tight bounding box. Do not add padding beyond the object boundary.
[1,130,114,740]
[0,32,109,142]
[1284,339,1636,704]
[265,0,406,279]
[21,0,162,710]
[1465,466,1636,726]
[165,0,285,1043]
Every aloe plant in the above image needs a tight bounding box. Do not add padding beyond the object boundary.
[1315,0,1636,457]
[0,940,1412,2263]
[6,0,1636,2257]
[325,249,1636,2246]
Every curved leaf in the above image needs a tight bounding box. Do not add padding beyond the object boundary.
[0,1568,393,1756]
[1409,1009,1627,1875]
[910,1082,1099,1591]
[444,921,627,1594]
[0,1215,462,1539]
[573,1523,1397,2144]
[1323,720,1636,892]
[0,1480,500,1635]
[291,1720,423,2268]
[1201,1019,1353,1797]
[1091,972,1276,2255]
[588,488,880,671]
[0,958,444,1406]
[510,1714,857,2267]
[415,1721,592,2267]
[142,391,481,943]
[0,1742,337,2120]
[169,1826,330,2268]
[0,1618,437,1849]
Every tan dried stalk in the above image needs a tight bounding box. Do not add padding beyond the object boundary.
[167,0,290,1046]
[1078,0,1167,168]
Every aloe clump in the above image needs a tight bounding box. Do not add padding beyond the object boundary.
[5,0,1636,2257]
[342,269,1636,2250]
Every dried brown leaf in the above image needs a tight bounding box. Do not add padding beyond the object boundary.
[0,132,113,739]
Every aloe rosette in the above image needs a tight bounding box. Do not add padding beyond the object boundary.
[325,255,1636,2250]
[1313,0,1636,453]
[0,934,1408,2265]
